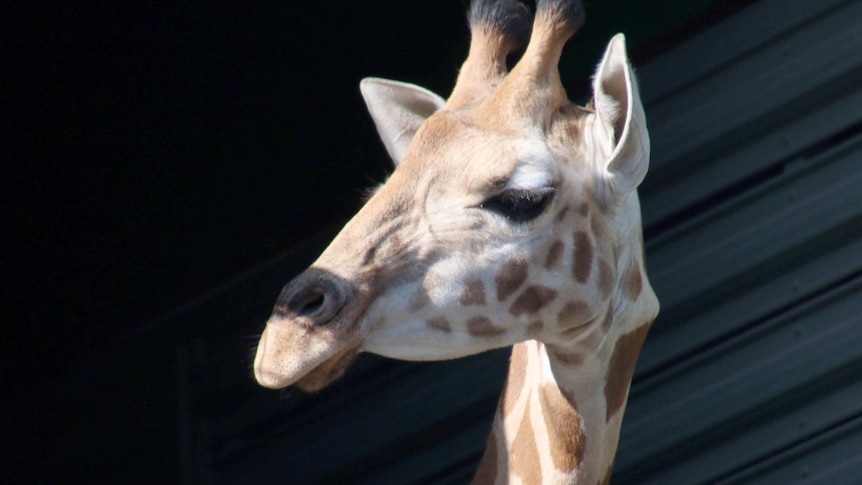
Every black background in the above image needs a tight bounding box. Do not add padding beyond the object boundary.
[5,2,471,399]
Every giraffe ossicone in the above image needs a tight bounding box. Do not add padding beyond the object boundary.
[253,0,659,482]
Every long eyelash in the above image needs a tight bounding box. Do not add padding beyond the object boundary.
[480,187,555,222]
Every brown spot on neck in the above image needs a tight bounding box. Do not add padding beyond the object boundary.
[496,259,529,301]
[572,231,594,283]
[427,317,452,332]
[539,384,586,473]
[460,279,487,306]
[466,316,505,336]
[509,285,558,317]
[527,319,544,335]
[604,322,652,421]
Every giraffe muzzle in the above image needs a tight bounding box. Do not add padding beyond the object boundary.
[254,268,367,390]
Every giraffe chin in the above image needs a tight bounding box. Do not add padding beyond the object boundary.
[294,344,362,393]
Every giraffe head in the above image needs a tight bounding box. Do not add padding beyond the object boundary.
[254,0,657,392]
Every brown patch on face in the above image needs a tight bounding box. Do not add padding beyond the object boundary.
[557,300,590,327]
[556,206,569,222]
[460,279,487,306]
[527,319,544,335]
[472,427,498,484]
[496,259,529,301]
[509,285,558,317]
[604,323,652,421]
[578,202,590,217]
[539,384,586,472]
[511,400,543,484]
[623,261,643,301]
[545,240,564,269]
[467,316,505,336]
[557,104,584,139]
[598,258,614,300]
[427,317,452,332]
[502,343,528,416]
[388,234,408,258]
[572,231,594,283]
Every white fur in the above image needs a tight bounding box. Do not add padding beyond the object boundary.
[590,34,651,204]
[360,77,446,165]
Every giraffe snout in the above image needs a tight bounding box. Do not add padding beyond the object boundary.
[273,270,349,327]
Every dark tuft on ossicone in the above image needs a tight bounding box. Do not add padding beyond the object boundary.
[468,0,533,49]
[536,0,586,33]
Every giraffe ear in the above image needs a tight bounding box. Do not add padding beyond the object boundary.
[360,77,446,166]
[590,34,650,203]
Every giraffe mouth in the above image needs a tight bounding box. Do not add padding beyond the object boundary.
[253,310,369,391]
[294,343,362,392]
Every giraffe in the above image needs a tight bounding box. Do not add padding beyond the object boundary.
[253,0,659,483]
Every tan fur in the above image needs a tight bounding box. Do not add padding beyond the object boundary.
[603,323,652,421]
[540,384,587,472]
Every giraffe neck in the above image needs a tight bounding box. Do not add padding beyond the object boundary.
[474,339,612,484]
[474,230,655,484]
[474,197,658,485]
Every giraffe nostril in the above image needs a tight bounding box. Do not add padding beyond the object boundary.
[276,272,348,326]
[297,292,325,317]
[288,286,328,318]
[273,268,350,326]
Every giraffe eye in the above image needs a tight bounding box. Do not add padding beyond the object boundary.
[481,188,555,223]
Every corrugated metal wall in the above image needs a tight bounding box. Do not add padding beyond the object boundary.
[178,0,862,482]
[616,0,862,482]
